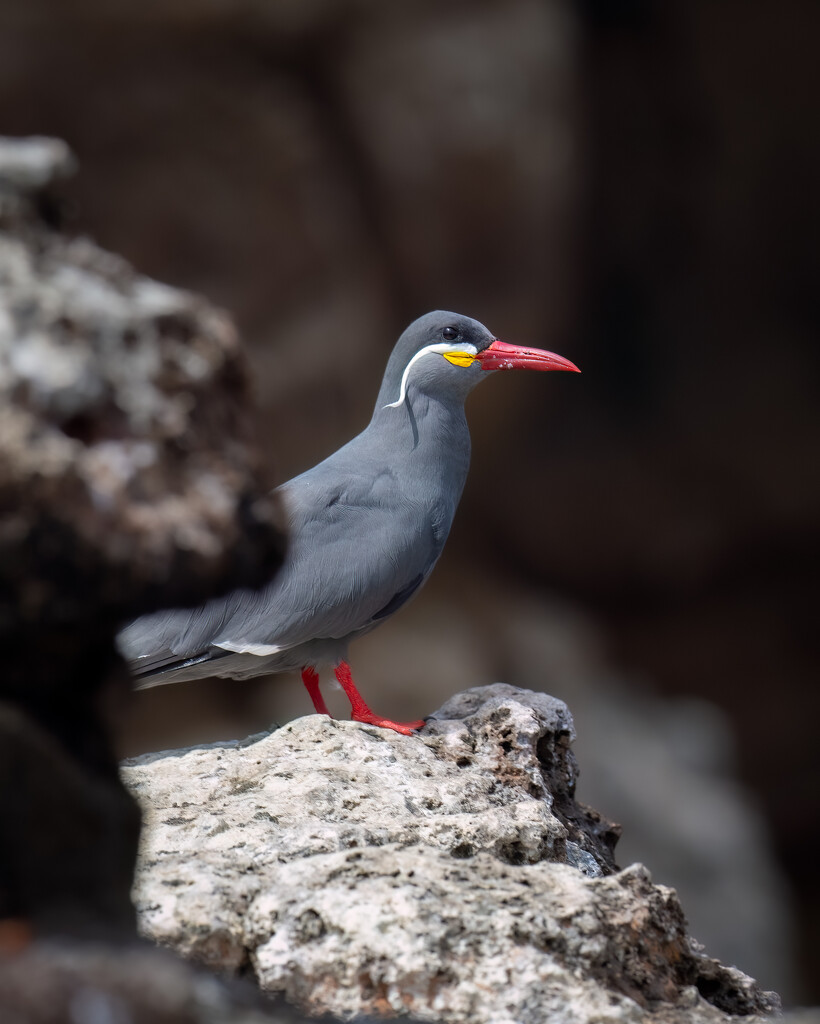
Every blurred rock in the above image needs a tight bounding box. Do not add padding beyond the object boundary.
[0,136,284,633]
[0,941,319,1024]
[0,702,139,938]
[0,136,75,197]
[0,136,285,937]
[123,685,779,1023]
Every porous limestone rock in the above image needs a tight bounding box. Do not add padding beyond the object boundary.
[124,685,779,1024]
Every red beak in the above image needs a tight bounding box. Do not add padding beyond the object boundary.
[476,339,580,374]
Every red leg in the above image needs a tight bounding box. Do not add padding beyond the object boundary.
[334,661,425,736]
[301,666,331,716]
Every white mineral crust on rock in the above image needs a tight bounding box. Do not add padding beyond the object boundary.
[124,684,778,1024]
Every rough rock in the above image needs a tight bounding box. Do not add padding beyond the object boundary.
[481,590,797,995]
[124,685,779,1023]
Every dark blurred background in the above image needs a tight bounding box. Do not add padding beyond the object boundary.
[1,0,817,1004]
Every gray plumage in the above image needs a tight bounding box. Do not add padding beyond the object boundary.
[119,311,495,687]
[120,311,578,733]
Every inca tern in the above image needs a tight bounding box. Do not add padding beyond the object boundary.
[118,311,579,734]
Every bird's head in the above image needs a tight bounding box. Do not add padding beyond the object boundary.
[376,311,579,411]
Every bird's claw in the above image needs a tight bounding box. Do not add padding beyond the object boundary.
[351,711,426,735]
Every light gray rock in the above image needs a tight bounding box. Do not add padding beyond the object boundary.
[124,685,779,1024]
[0,136,75,193]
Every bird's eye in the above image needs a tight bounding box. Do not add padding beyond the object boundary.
[442,327,459,341]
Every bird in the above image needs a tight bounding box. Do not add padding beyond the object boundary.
[118,311,579,735]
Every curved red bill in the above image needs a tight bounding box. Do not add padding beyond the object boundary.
[476,339,580,373]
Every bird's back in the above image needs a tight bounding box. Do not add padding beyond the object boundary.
[119,398,470,687]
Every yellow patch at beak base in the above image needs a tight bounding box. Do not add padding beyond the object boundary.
[442,350,476,368]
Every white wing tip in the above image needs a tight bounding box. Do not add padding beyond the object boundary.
[214,640,283,656]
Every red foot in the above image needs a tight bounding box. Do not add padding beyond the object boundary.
[349,709,427,736]
[334,661,425,735]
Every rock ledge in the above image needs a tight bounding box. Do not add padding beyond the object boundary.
[124,685,779,1024]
